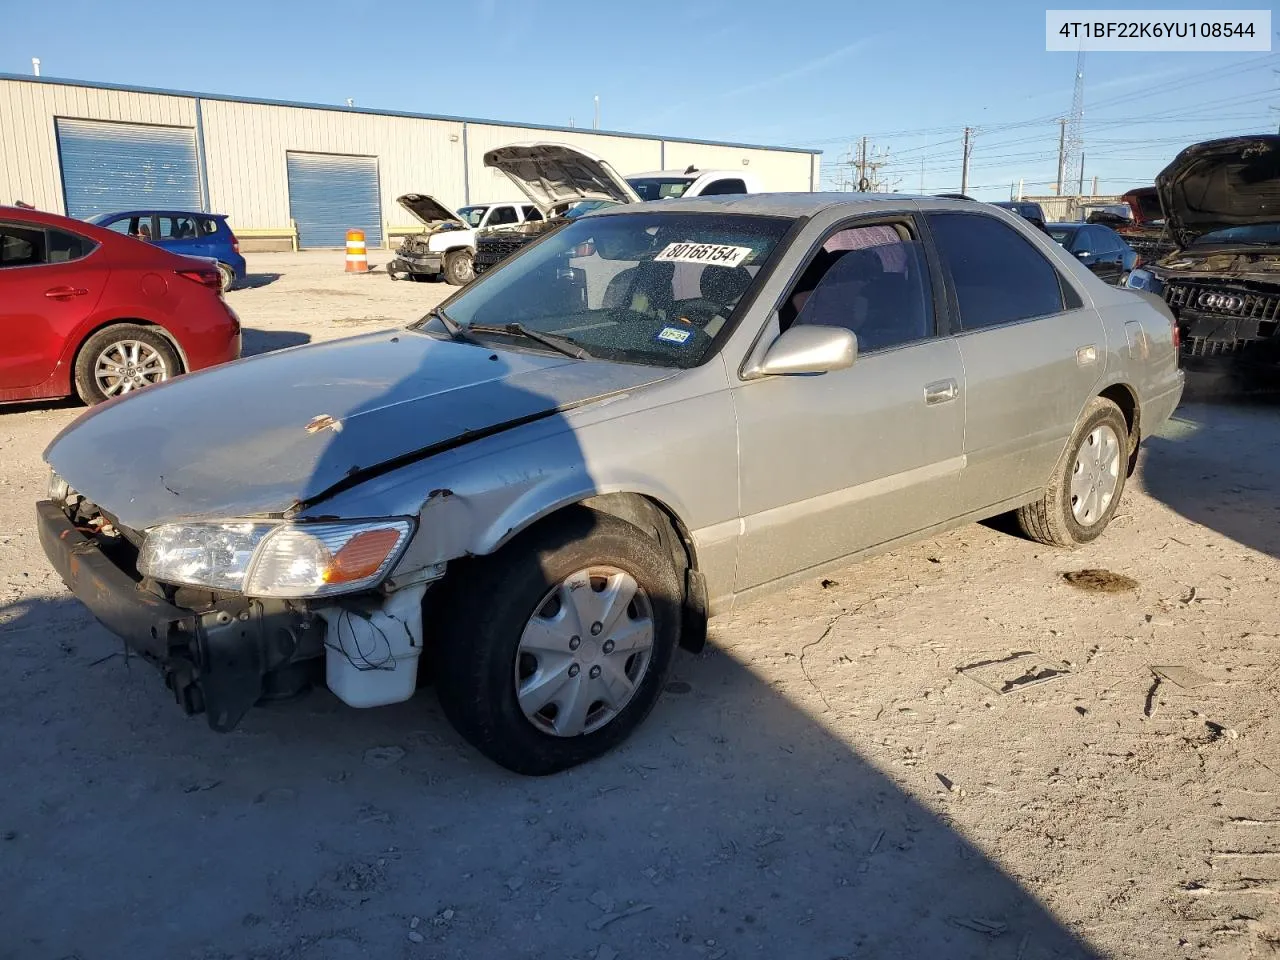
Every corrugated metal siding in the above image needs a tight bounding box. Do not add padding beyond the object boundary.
[286,152,381,248]
[201,99,466,235]
[56,118,199,218]
[465,125,663,205]
[0,80,196,214]
[660,141,813,192]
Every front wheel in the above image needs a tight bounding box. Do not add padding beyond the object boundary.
[1015,397,1129,547]
[73,324,181,405]
[434,507,682,775]
[443,249,474,285]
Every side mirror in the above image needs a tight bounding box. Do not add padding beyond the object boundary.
[749,325,857,378]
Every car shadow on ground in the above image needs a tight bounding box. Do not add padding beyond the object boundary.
[241,328,312,357]
[0,593,1099,960]
[1139,396,1280,561]
[236,272,282,289]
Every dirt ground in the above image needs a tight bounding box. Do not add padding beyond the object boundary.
[2,251,1279,960]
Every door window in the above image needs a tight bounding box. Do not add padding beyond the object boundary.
[925,212,1065,330]
[198,218,221,236]
[486,206,519,227]
[781,222,935,354]
[159,215,198,239]
[0,223,94,267]
[699,178,747,196]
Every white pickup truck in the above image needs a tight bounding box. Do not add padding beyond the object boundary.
[386,196,543,285]
[472,143,763,276]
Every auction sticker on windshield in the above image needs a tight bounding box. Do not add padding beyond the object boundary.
[655,242,753,267]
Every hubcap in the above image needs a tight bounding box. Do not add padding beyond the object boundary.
[94,340,169,397]
[514,566,655,737]
[1069,424,1121,526]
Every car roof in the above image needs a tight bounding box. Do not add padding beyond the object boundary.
[93,209,226,219]
[627,169,739,179]
[585,192,995,218]
[1047,222,1085,229]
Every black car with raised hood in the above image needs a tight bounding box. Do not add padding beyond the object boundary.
[1126,135,1280,384]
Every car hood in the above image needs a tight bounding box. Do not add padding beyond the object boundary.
[484,142,641,215]
[396,193,465,229]
[1121,187,1163,225]
[44,330,671,531]
[1155,136,1280,247]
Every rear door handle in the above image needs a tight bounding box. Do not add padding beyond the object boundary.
[924,378,959,405]
[45,286,88,300]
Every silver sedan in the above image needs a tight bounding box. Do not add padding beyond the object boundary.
[39,193,1184,774]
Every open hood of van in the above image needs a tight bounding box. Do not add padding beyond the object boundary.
[484,142,641,215]
[1155,136,1280,247]
[396,193,465,228]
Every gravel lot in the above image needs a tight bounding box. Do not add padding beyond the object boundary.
[2,252,1279,960]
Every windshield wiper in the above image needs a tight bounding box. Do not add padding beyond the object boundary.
[428,306,482,344]
[467,322,593,359]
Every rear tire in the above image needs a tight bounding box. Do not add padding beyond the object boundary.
[443,249,474,286]
[73,324,180,405]
[216,262,236,292]
[1016,397,1129,547]
[434,507,682,775]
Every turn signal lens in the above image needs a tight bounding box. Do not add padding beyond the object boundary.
[325,528,405,584]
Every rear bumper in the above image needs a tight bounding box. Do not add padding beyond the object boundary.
[37,500,321,730]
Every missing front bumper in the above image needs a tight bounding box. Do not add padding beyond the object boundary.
[36,501,323,731]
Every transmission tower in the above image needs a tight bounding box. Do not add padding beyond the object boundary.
[1063,46,1086,197]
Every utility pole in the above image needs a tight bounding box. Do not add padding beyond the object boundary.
[920,156,925,194]
[1078,153,1086,197]
[857,136,868,190]
[1091,174,1098,195]
[960,127,972,195]
[1056,118,1067,195]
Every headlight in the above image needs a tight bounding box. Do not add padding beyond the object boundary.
[138,519,414,598]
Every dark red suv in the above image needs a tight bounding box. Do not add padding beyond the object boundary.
[1,206,242,405]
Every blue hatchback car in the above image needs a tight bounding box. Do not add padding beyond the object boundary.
[87,210,247,291]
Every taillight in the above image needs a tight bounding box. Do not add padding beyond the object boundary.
[231,234,240,254]
[175,268,222,292]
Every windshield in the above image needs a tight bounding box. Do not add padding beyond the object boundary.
[422,211,793,368]
[1192,223,1280,246]
[564,200,618,220]
[627,177,694,201]
[458,206,490,227]
[1048,226,1077,246]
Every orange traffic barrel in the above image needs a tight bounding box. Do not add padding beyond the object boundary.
[345,229,368,273]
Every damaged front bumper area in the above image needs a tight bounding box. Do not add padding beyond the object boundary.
[37,500,329,731]
[387,250,444,278]
[1162,280,1280,377]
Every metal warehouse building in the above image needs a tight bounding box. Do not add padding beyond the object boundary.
[0,74,821,251]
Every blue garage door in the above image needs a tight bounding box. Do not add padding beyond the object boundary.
[56,118,200,219]
[286,152,382,249]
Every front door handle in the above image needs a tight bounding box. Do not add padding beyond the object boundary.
[45,286,88,300]
[924,378,959,405]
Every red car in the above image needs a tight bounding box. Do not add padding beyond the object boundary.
[1,206,242,405]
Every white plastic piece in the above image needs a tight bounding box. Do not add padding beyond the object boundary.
[320,582,427,709]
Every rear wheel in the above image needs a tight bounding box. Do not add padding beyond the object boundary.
[434,507,681,775]
[216,262,236,292]
[443,249,474,285]
[73,324,180,405]
[1016,397,1129,547]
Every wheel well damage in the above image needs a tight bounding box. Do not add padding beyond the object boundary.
[1097,382,1141,476]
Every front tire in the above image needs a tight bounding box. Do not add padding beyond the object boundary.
[434,507,682,775]
[443,249,474,286]
[1016,397,1129,547]
[73,324,181,405]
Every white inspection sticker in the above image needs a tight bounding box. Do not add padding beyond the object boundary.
[654,241,753,267]
[656,326,692,344]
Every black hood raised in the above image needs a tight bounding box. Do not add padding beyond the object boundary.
[1155,136,1280,247]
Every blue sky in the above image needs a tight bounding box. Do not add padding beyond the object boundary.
[2,0,1275,200]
